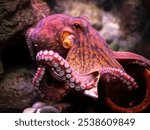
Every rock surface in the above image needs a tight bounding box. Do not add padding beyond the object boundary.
[0,0,35,44]
[0,67,36,112]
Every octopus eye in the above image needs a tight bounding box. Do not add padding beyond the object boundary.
[61,31,74,49]
[73,23,81,29]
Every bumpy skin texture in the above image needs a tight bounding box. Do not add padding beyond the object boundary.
[0,67,36,112]
[26,14,150,112]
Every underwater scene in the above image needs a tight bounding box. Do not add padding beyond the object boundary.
[0,0,150,113]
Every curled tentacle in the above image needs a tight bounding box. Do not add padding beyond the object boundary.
[100,54,150,112]
[32,66,46,98]
[33,65,70,100]
[100,67,138,90]
[32,50,86,100]
[101,69,150,112]
[33,50,101,100]
[26,28,35,60]
[36,50,83,90]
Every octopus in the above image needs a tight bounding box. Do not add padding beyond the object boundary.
[26,14,150,112]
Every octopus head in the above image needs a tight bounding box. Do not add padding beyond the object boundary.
[26,14,89,60]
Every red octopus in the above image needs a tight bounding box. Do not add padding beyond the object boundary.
[26,14,150,112]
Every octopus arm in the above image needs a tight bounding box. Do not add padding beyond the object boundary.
[112,51,150,69]
[100,51,150,112]
[100,69,150,112]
